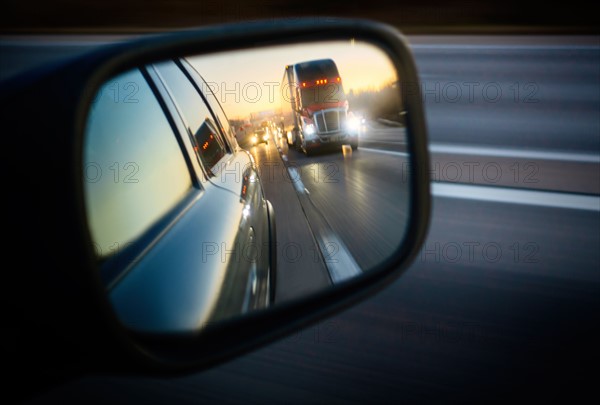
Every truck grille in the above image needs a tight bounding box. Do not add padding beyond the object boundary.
[314,109,345,134]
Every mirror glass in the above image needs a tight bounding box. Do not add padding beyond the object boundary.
[82,40,411,334]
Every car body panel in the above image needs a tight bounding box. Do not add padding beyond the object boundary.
[99,61,273,334]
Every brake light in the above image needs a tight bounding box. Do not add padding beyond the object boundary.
[305,78,338,87]
[241,174,250,201]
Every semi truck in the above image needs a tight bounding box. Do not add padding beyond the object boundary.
[282,59,359,155]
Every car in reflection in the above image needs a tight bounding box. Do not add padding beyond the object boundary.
[83,58,277,333]
[252,128,269,145]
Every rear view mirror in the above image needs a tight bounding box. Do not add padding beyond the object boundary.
[84,40,411,333]
[2,18,430,375]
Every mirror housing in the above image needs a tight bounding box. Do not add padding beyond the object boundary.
[1,18,430,375]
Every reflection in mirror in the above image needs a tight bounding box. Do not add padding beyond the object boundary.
[83,40,410,335]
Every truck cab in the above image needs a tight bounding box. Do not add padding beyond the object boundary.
[284,59,359,155]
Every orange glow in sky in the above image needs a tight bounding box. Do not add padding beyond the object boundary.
[188,40,397,119]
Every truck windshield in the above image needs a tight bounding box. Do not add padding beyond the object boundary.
[300,83,346,106]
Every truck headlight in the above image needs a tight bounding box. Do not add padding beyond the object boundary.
[304,124,316,136]
[347,116,359,132]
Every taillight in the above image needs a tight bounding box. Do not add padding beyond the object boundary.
[241,174,249,201]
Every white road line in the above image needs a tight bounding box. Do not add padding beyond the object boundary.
[359,147,409,157]
[318,232,362,283]
[411,44,599,51]
[429,143,600,163]
[432,182,600,211]
[349,143,598,163]
[287,167,306,194]
[278,142,361,281]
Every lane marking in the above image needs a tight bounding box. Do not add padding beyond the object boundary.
[432,182,600,211]
[287,167,306,194]
[275,138,362,283]
[411,44,599,51]
[342,143,599,163]
[360,138,405,144]
[318,232,362,283]
[429,143,600,163]
[359,147,409,157]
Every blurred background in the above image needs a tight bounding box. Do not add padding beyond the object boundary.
[2,0,598,33]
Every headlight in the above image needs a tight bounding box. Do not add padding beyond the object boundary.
[304,124,315,136]
[252,136,257,144]
[347,116,359,131]
[263,134,269,141]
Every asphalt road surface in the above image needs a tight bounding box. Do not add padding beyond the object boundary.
[3,35,598,401]
[239,127,411,303]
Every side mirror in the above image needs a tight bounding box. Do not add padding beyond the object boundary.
[2,18,430,376]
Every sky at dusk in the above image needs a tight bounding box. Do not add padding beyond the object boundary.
[188,40,397,119]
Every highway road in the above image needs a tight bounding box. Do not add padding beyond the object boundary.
[241,128,411,303]
[31,194,600,402]
[3,35,599,401]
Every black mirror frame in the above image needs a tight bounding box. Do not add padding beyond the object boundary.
[1,17,430,376]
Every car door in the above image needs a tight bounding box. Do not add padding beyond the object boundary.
[83,64,270,335]
[178,58,274,300]
[181,58,274,304]
[150,60,272,315]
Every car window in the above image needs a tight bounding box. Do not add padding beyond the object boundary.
[83,68,192,259]
[193,118,228,170]
[153,61,228,172]
[180,59,236,148]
